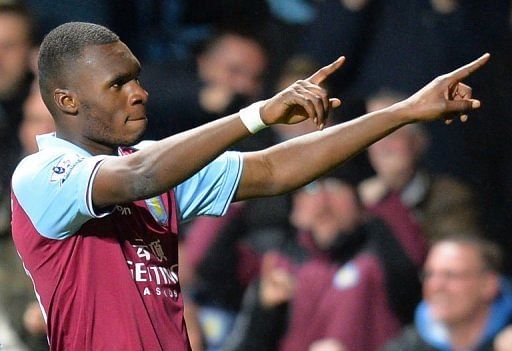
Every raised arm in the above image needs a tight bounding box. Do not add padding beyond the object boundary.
[91,57,346,208]
[235,53,490,200]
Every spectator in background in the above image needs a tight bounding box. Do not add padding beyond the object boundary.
[382,236,512,351]
[183,56,370,350]
[21,301,48,351]
[141,29,268,140]
[0,3,42,346]
[180,56,329,350]
[195,30,267,114]
[181,197,292,350]
[224,178,425,351]
[0,1,36,236]
[359,90,481,243]
[19,80,54,155]
[0,1,34,103]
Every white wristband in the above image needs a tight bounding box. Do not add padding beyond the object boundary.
[239,101,267,134]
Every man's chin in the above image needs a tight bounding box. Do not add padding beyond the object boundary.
[121,127,147,147]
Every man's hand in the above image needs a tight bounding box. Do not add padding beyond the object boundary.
[260,57,345,130]
[495,325,512,351]
[395,53,490,124]
[259,252,296,309]
[234,53,490,202]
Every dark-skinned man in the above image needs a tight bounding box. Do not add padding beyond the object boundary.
[11,22,489,351]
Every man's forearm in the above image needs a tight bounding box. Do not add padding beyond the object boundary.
[237,104,410,200]
[136,114,251,195]
[94,113,252,207]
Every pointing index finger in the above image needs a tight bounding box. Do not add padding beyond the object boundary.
[448,53,491,81]
[307,56,346,85]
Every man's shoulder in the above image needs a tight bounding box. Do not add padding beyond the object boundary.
[12,148,87,191]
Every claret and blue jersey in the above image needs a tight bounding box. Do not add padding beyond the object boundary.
[10,133,242,351]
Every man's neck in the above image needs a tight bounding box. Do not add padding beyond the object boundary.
[56,129,117,156]
[448,306,490,350]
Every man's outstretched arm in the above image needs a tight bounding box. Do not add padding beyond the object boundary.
[92,57,346,208]
[235,53,490,200]
[93,53,489,208]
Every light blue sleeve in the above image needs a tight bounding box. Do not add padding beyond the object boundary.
[12,151,112,240]
[175,151,243,222]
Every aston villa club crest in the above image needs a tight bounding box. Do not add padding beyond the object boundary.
[333,263,360,290]
[145,195,168,226]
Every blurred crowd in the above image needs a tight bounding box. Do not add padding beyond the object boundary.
[1,0,512,350]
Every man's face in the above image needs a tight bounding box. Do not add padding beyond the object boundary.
[291,180,360,249]
[0,13,32,100]
[198,34,267,99]
[368,126,418,179]
[71,41,148,148]
[422,242,497,326]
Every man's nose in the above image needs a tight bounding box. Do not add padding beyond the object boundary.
[128,81,148,105]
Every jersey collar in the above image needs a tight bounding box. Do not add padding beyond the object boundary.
[36,132,94,157]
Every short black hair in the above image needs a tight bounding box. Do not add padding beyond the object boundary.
[38,22,119,109]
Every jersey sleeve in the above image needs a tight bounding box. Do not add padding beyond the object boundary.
[175,151,243,222]
[12,152,113,240]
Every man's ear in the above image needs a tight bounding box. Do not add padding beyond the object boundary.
[483,273,500,302]
[54,89,78,115]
